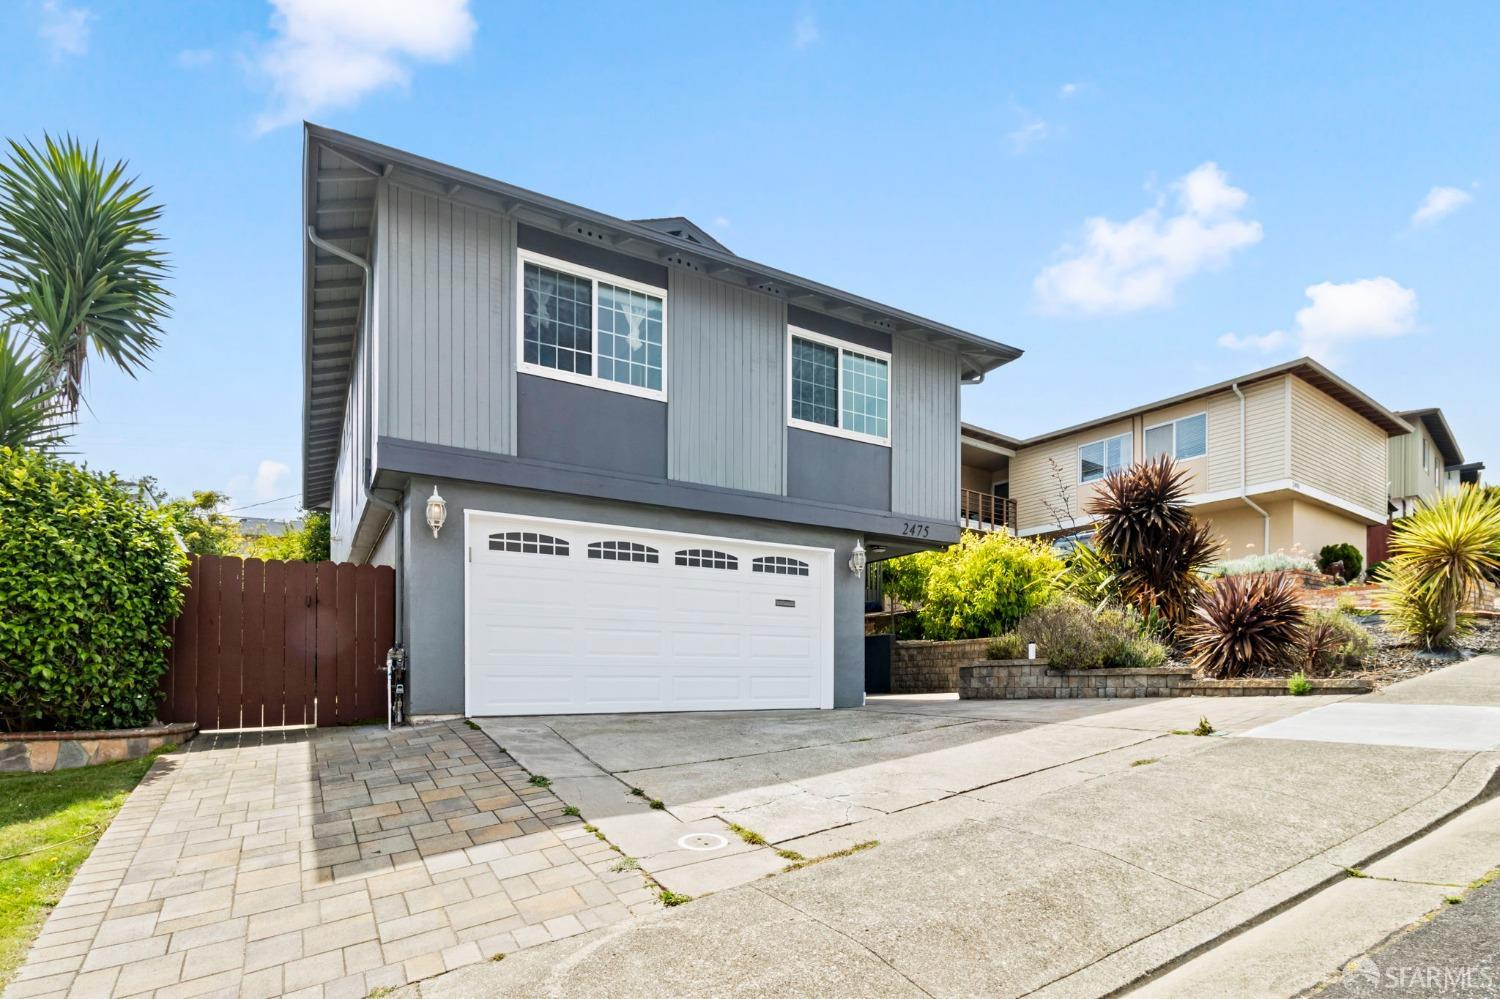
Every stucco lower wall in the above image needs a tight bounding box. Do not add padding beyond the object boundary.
[1196,496,1370,562]
[1289,499,1369,560]
[398,477,867,714]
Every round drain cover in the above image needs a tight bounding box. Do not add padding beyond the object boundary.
[677,833,729,852]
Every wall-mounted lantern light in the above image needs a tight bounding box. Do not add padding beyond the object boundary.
[425,486,448,539]
[848,540,866,578]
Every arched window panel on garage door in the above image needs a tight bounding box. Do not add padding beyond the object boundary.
[674,548,738,570]
[587,540,660,563]
[752,555,810,576]
[489,531,570,556]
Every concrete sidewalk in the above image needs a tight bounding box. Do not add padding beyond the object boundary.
[401,657,1500,999]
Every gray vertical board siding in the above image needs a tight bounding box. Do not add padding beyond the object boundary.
[377,183,516,455]
[667,269,787,495]
[890,337,960,521]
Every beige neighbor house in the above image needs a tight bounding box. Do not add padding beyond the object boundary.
[1389,408,1484,518]
[960,358,1413,563]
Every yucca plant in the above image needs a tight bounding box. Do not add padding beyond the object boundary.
[1086,456,1221,629]
[0,135,170,416]
[1382,487,1500,646]
[1185,572,1304,678]
[0,324,67,450]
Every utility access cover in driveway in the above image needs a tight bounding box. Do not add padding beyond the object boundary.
[1239,703,1500,751]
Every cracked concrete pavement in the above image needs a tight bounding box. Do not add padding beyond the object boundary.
[422,656,1500,998]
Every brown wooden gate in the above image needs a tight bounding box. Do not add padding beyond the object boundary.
[161,555,395,730]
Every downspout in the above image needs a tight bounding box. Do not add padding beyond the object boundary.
[307,225,406,722]
[1230,382,1270,554]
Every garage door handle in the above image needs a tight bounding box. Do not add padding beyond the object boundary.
[775,599,796,608]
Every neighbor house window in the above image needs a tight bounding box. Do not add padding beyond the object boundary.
[1079,432,1131,483]
[520,251,666,399]
[788,328,890,445]
[1144,413,1207,462]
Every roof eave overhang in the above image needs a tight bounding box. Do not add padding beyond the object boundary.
[1398,408,1464,466]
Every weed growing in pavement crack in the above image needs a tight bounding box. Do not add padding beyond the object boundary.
[728,823,767,846]
[489,952,506,962]
[658,888,692,906]
[629,787,646,797]
[775,848,805,862]
[528,775,551,787]
[463,719,481,730]
[562,805,580,817]
[649,798,665,810]
[1131,758,1159,767]
[782,840,878,872]
[611,857,640,872]
[1345,867,1369,879]
[1171,717,1216,737]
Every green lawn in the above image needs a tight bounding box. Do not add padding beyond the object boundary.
[0,752,166,986]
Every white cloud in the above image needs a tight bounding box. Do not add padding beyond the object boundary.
[793,13,818,48]
[1059,81,1081,99]
[1411,185,1472,227]
[1007,115,1051,154]
[39,0,91,58]
[253,459,290,500]
[253,0,476,134]
[1217,330,1290,352]
[1220,277,1418,361]
[1034,162,1263,314]
[177,48,215,68]
[713,216,730,229]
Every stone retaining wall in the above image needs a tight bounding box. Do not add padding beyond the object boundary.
[0,722,198,773]
[959,662,1371,700]
[890,638,997,693]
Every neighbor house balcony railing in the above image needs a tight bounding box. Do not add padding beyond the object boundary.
[959,488,1018,534]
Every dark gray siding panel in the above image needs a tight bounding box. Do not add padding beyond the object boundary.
[516,373,667,478]
[787,305,892,354]
[377,183,515,455]
[786,428,891,510]
[891,337,960,521]
[667,270,787,494]
[517,224,667,289]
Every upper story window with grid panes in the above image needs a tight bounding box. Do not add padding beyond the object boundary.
[787,327,890,446]
[519,250,666,400]
[1079,432,1131,484]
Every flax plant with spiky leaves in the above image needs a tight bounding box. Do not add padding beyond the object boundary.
[1186,572,1305,678]
[1085,456,1221,630]
[0,135,170,417]
[1383,487,1500,647]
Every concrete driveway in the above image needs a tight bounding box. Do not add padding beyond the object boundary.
[477,690,1353,897]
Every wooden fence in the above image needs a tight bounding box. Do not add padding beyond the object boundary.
[161,555,395,730]
[1366,522,1393,565]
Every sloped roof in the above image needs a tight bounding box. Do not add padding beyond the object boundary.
[1395,408,1464,466]
[631,216,731,254]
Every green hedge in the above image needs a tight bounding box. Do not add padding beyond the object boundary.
[0,448,187,731]
[887,532,1064,640]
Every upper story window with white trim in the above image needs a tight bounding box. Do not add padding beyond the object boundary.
[1079,432,1131,483]
[519,250,666,400]
[787,327,890,446]
[1144,413,1207,462]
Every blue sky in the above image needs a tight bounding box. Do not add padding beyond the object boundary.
[6,1,1497,518]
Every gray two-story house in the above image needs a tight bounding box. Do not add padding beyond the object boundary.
[302,125,1020,717]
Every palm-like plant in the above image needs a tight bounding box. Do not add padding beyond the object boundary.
[0,135,169,415]
[0,325,67,450]
[1086,456,1221,629]
[1186,572,1305,678]
[1383,487,1500,647]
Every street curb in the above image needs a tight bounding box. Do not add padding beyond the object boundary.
[1036,750,1500,999]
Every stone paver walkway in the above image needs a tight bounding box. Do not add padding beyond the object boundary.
[5,722,656,999]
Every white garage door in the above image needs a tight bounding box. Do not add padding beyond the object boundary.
[465,511,834,715]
